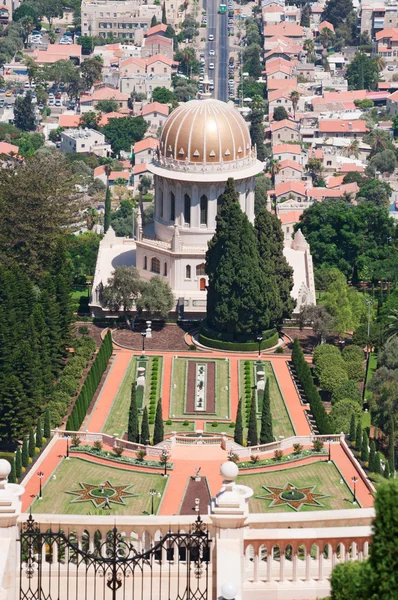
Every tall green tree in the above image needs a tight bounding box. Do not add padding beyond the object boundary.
[384,461,391,478]
[346,52,379,91]
[349,413,356,441]
[8,458,16,483]
[361,431,369,463]
[102,116,148,155]
[247,392,258,446]
[162,1,167,24]
[36,417,43,449]
[140,406,150,445]
[22,437,28,467]
[44,407,51,439]
[249,96,266,162]
[388,417,395,474]
[28,427,35,458]
[260,379,273,444]
[369,440,377,472]
[153,398,164,445]
[355,422,362,449]
[104,186,111,233]
[13,91,36,131]
[234,399,243,445]
[206,178,268,335]
[127,383,139,443]
[15,447,22,478]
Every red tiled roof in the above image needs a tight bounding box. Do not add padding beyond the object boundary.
[0,141,19,155]
[109,170,130,182]
[146,23,168,37]
[319,120,369,133]
[134,137,159,153]
[273,143,301,154]
[94,165,106,178]
[318,21,335,33]
[278,210,304,224]
[273,180,307,196]
[327,175,345,188]
[133,163,150,175]
[98,112,125,126]
[59,114,80,128]
[338,163,365,173]
[388,89,398,102]
[263,23,304,37]
[140,102,169,116]
[279,159,303,171]
[376,27,398,41]
[270,119,298,131]
[146,54,176,66]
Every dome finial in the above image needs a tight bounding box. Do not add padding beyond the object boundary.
[198,73,212,99]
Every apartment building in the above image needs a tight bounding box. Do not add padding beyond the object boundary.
[359,0,398,37]
[61,128,111,156]
[81,0,161,40]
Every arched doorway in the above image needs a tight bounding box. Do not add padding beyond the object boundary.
[200,278,206,291]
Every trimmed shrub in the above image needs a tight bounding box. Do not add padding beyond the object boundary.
[198,330,278,351]
[332,380,362,405]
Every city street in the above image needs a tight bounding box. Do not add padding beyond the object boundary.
[206,0,228,101]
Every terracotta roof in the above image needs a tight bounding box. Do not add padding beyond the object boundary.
[98,112,125,126]
[376,27,398,41]
[270,119,298,131]
[327,175,345,188]
[143,34,173,46]
[273,143,301,154]
[269,88,295,102]
[266,64,292,76]
[59,114,80,128]
[146,54,177,66]
[140,102,169,116]
[81,87,129,102]
[318,21,335,33]
[119,57,146,69]
[278,210,303,224]
[388,89,398,102]
[263,23,304,37]
[0,141,19,155]
[94,165,106,178]
[267,78,297,91]
[134,137,159,153]
[146,23,168,37]
[273,180,307,196]
[308,182,359,199]
[133,163,150,175]
[279,159,303,171]
[319,120,369,133]
[338,163,364,173]
[109,170,130,182]
[309,148,324,159]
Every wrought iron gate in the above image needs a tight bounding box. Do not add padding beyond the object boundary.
[20,514,211,600]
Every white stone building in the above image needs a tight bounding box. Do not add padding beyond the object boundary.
[90,98,315,316]
[60,128,111,157]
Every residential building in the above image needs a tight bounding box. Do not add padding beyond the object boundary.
[318,120,369,139]
[139,102,169,130]
[80,86,129,111]
[133,137,159,164]
[141,35,174,59]
[387,89,398,114]
[375,27,398,61]
[33,44,82,65]
[360,2,398,37]
[270,119,301,144]
[81,0,161,40]
[60,128,111,156]
[273,143,304,164]
[274,160,304,184]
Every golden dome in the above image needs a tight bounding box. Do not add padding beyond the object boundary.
[159,99,254,166]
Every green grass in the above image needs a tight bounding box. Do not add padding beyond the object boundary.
[164,421,195,434]
[30,458,166,515]
[239,361,295,440]
[364,352,378,402]
[361,411,371,429]
[237,462,358,512]
[170,358,230,419]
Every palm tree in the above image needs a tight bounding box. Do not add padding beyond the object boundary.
[377,55,387,73]
[303,39,315,61]
[319,27,334,58]
[268,158,281,187]
[384,309,398,341]
[342,139,360,159]
[289,90,300,120]
[364,128,391,155]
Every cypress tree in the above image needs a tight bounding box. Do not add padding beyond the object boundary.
[15,447,22,478]
[44,407,51,439]
[8,458,16,483]
[384,461,390,479]
[247,392,258,446]
[140,406,150,445]
[361,431,369,463]
[36,417,43,448]
[355,422,362,449]
[162,1,167,24]
[234,399,243,445]
[375,451,382,475]
[153,398,164,445]
[388,417,395,475]
[260,379,273,444]
[369,440,376,472]
[349,413,356,442]
[104,186,111,233]
[127,383,140,443]
[29,427,35,458]
[22,437,28,467]
[205,178,268,336]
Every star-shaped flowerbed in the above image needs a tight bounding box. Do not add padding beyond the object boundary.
[256,482,327,511]
[67,481,138,508]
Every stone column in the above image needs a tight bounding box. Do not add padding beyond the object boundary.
[253,552,259,583]
[318,552,324,581]
[292,551,298,582]
[305,551,311,581]
[267,552,272,582]
[279,552,285,582]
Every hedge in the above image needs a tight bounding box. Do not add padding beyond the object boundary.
[292,338,331,434]
[198,330,278,352]
[66,331,113,431]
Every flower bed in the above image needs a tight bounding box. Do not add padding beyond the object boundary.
[71,446,173,470]
[238,449,328,470]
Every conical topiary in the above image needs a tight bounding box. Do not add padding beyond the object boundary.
[29,428,35,458]
[361,431,369,463]
[260,379,273,444]
[355,422,362,450]
[349,413,356,442]
[247,391,258,446]
[44,407,51,439]
[22,437,29,467]
[8,458,16,483]
[153,398,164,445]
[384,461,390,479]
[15,447,22,478]
[234,399,243,446]
[140,406,150,445]
[36,417,43,448]
[369,440,376,472]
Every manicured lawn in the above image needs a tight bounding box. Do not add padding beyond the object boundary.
[170,358,230,419]
[237,462,357,512]
[103,356,163,437]
[164,421,195,434]
[239,361,295,440]
[30,457,166,515]
[364,352,377,402]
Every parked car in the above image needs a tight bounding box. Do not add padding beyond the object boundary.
[209,49,215,56]
[208,34,214,41]
[209,63,215,70]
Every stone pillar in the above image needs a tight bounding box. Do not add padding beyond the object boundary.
[332,549,337,570]
[279,552,285,582]
[292,551,298,582]
[253,552,259,583]
[305,551,311,581]
[318,552,324,581]
[267,552,272,582]
[352,543,357,560]
[52,540,58,565]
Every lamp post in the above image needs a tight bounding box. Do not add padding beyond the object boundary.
[141,332,146,355]
[366,299,373,359]
[65,436,70,460]
[38,471,44,500]
[257,335,263,359]
[150,488,156,515]
[352,476,358,504]
[161,449,169,477]
[328,438,331,463]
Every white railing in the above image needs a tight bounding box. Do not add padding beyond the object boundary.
[225,434,342,459]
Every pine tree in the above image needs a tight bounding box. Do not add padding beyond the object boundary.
[247,391,258,446]
[384,461,390,479]
[29,427,35,458]
[369,440,376,472]
[234,399,243,445]
[0,374,26,441]
[22,437,28,467]
[153,398,164,445]
[150,14,158,27]
[162,1,167,24]
[127,383,140,443]
[44,407,51,439]
[260,379,273,444]
[36,417,43,448]
[388,417,395,475]
[349,413,356,442]
[15,447,22,478]
[206,178,268,335]
[361,431,369,463]
[140,406,150,445]
[355,422,362,449]
[8,458,16,483]
[104,186,111,233]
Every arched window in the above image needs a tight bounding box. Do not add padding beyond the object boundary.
[143,256,147,270]
[163,262,167,276]
[170,191,175,222]
[159,191,163,218]
[217,195,223,215]
[200,278,206,291]
[186,265,191,279]
[196,263,206,276]
[151,257,160,273]
[184,193,191,225]
[200,195,208,226]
